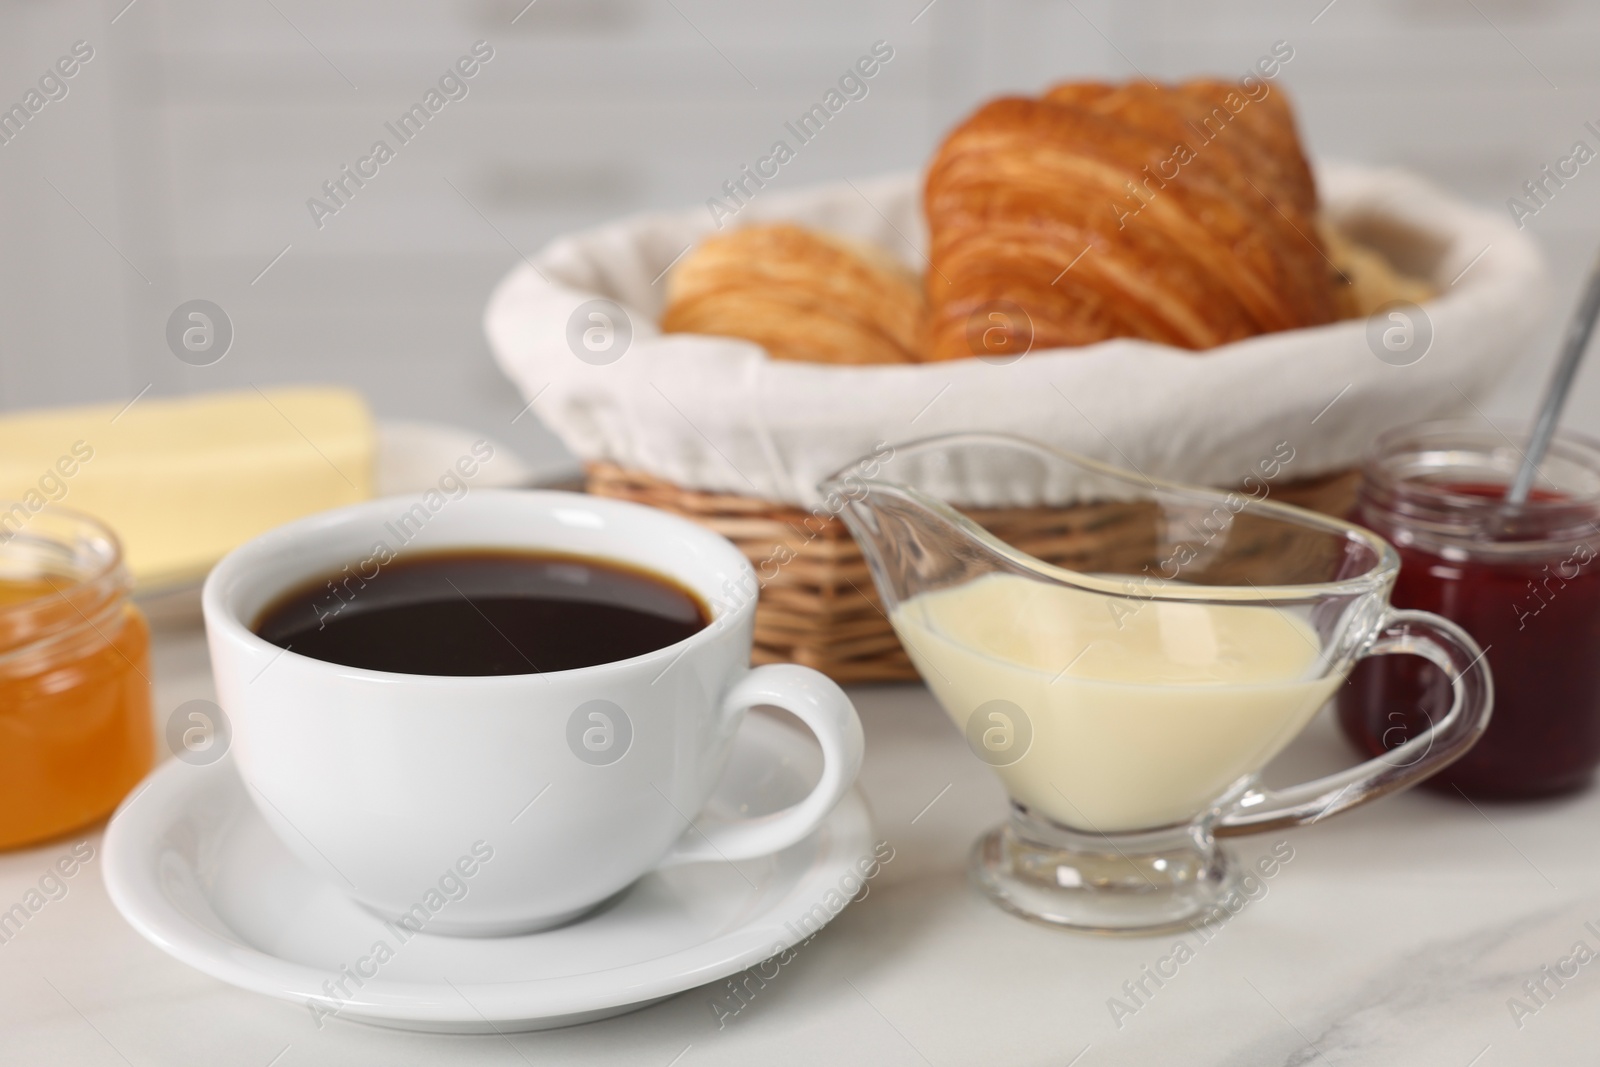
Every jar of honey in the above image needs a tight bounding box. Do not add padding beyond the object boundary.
[1337,422,1600,799]
[0,508,153,849]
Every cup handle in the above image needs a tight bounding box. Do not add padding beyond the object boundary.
[1215,608,1494,836]
[656,664,865,867]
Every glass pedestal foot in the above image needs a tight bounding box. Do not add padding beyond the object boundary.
[970,807,1240,936]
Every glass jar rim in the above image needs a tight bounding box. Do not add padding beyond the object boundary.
[1361,419,1600,556]
[0,505,130,661]
[1365,419,1600,511]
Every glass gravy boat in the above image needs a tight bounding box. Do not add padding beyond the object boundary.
[822,433,1492,934]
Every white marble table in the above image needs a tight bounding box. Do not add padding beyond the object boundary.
[2,616,1595,1066]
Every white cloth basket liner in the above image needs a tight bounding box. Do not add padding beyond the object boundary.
[485,164,1548,507]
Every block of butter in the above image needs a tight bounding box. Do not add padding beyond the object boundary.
[0,386,375,589]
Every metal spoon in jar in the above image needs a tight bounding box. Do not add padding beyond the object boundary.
[1505,247,1600,505]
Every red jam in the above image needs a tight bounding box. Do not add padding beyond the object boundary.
[1336,429,1600,799]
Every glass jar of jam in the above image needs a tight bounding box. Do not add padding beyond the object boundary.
[0,508,153,849]
[1337,421,1600,799]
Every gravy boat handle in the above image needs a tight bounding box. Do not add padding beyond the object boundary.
[1215,609,1494,836]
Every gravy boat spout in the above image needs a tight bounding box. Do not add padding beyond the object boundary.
[819,433,1491,935]
[820,432,1395,621]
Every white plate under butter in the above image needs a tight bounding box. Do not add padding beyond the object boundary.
[102,713,873,1033]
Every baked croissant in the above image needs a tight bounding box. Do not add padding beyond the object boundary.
[922,79,1339,360]
[661,224,924,364]
[1320,222,1435,318]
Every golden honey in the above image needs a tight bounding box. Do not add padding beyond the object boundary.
[0,512,152,850]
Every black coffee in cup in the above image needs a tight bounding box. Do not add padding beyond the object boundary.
[254,549,709,676]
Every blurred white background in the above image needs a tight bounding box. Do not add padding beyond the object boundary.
[2,0,1597,475]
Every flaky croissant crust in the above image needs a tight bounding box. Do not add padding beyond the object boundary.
[922,79,1338,360]
[662,223,925,365]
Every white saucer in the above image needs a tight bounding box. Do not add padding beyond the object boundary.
[103,713,874,1033]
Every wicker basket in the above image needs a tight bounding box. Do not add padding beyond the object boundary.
[587,462,1363,684]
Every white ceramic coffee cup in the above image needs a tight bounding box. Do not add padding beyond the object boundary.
[202,489,864,936]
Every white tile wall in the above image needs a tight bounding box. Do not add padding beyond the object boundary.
[2,0,1598,472]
